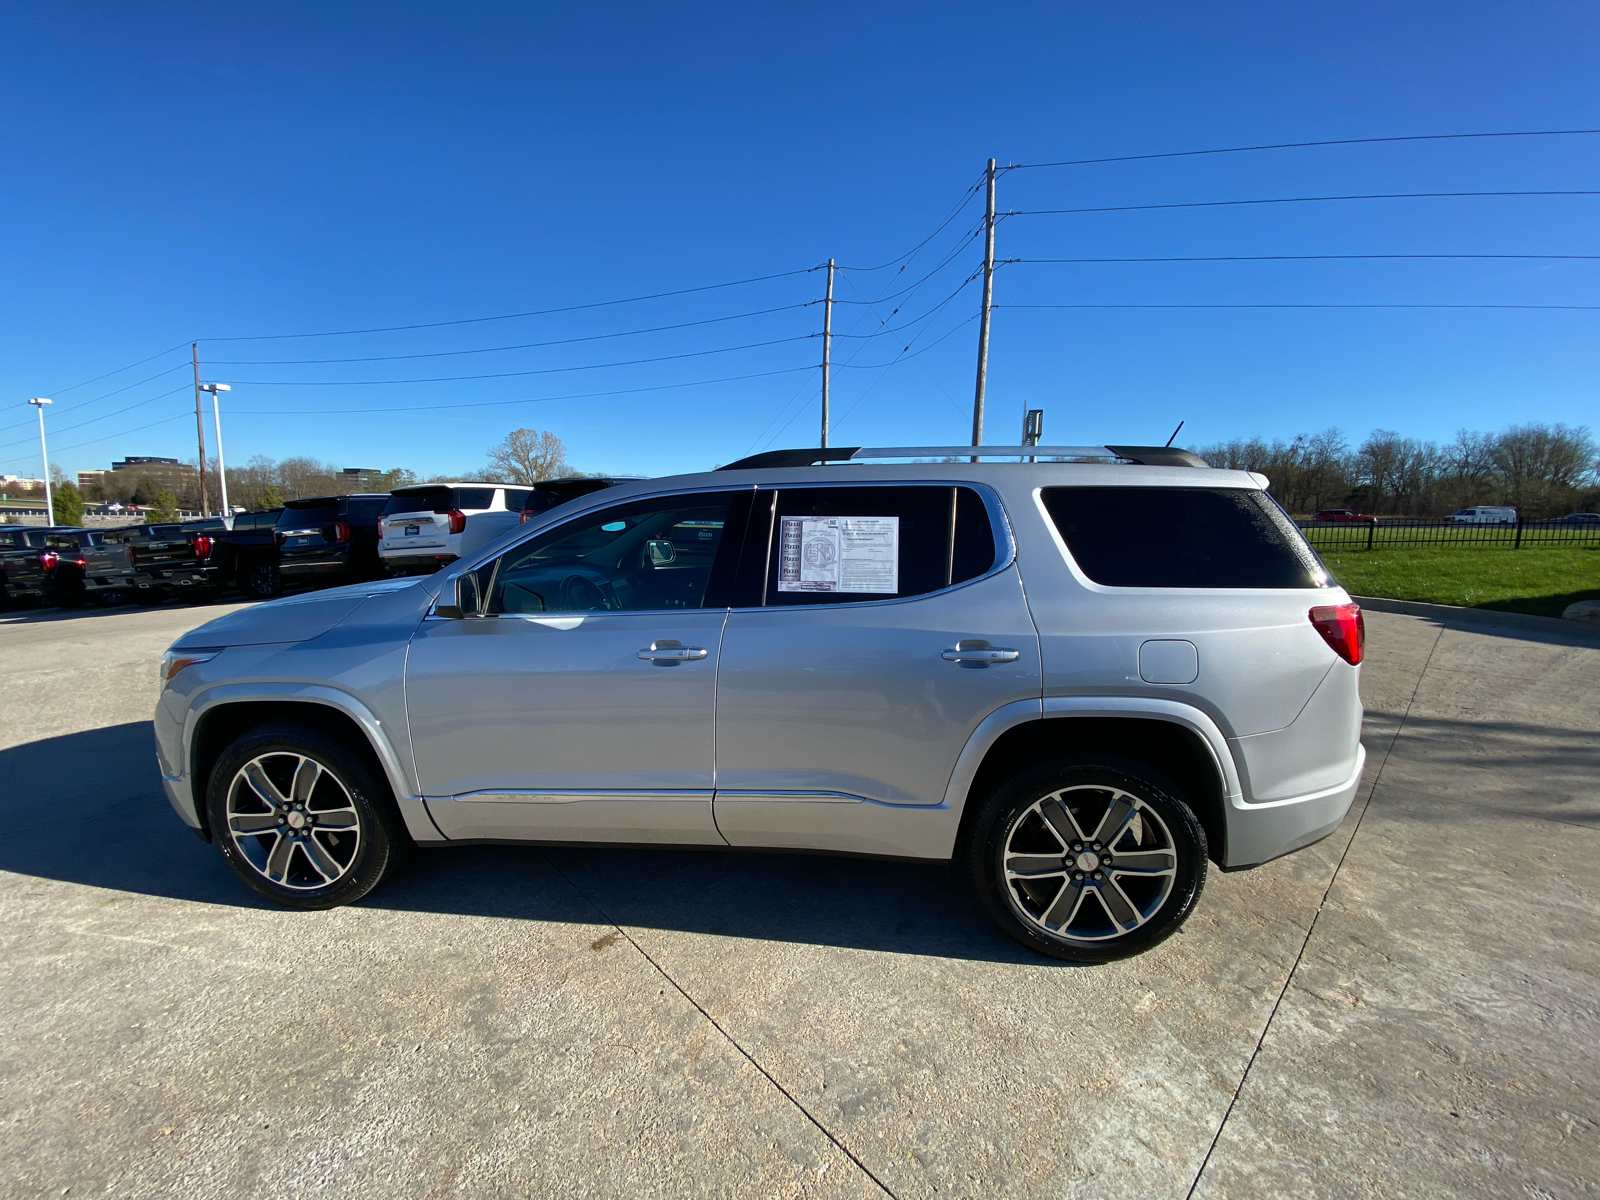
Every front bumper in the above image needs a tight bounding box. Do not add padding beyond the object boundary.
[1223,744,1366,869]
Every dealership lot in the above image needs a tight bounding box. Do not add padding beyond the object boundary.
[1,604,1596,1198]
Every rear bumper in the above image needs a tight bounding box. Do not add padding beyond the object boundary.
[279,558,352,577]
[1222,744,1365,869]
[372,553,451,572]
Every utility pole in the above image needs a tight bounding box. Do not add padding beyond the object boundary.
[820,258,835,448]
[970,157,998,457]
[191,342,210,517]
[29,398,53,526]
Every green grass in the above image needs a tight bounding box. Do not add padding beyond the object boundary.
[1321,545,1600,618]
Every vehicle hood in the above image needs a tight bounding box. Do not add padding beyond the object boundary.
[171,577,425,649]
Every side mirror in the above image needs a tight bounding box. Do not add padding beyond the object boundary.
[645,538,676,566]
[435,572,484,619]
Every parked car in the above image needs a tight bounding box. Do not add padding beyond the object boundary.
[2,528,103,607]
[156,443,1366,964]
[378,483,529,575]
[276,495,389,588]
[1447,506,1517,524]
[515,476,640,524]
[122,518,231,605]
[0,526,81,608]
[1311,508,1378,525]
[1553,512,1600,524]
[210,509,285,599]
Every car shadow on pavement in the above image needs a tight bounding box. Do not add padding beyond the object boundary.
[0,721,1037,963]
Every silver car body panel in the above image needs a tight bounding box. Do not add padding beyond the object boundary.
[157,459,1365,871]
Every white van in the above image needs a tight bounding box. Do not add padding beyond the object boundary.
[1447,506,1517,524]
[378,483,530,574]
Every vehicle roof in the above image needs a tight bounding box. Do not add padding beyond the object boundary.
[284,493,390,506]
[568,459,1270,508]
[391,481,512,490]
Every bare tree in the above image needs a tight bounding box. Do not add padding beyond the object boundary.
[487,428,568,484]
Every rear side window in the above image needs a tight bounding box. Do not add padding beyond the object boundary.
[454,487,495,510]
[518,480,613,513]
[1041,487,1323,588]
[746,485,997,607]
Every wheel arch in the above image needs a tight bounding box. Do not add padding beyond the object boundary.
[185,686,438,843]
[947,700,1239,866]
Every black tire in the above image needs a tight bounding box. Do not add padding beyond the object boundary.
[133,587,166,607]
[237,561,284,599]
[963,758,1208,963]
[206,723,411,910]
[91,589,130,607]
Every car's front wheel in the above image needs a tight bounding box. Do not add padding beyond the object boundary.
[237,561,284,599]
[964,759,1208,963]
[206,724,409,909]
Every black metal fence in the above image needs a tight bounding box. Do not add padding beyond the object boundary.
[1296,517,1600,550]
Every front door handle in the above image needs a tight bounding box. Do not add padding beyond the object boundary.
[638,642,709,662]
[942,644,1020,663]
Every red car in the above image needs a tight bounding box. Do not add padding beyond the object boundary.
[1312,509,1379,525]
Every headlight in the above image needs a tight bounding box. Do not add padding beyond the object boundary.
[160,649,220,688]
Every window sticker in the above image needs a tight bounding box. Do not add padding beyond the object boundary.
[777,516,899,593]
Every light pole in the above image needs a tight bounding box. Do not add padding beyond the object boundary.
[28,398,53,526]
[199,383,232,516]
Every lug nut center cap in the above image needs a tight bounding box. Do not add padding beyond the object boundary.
[286,811,307,830]
[1074,851,1101,873]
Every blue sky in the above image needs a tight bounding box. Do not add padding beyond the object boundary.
[1,2,1597,482]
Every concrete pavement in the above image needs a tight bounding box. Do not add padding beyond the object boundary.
[0,601,1595,1198]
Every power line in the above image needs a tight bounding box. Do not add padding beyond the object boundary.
[1010,190,1600,218]
[1014,253,1600,263]
[222,335,815,386]
[203,266,824,342]
[0,362,192,436]
[44,341,193,397]
[999,302,1600,310]
[204,303,817,366]
[1006,128,1600,171]
[833,172,987,272]
[224,366,817,415]
[0,386,191,453]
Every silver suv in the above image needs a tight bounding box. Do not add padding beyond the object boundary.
[154,445,1365,962]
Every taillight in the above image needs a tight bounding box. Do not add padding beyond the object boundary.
[75,557,87,568]
[334,521,352,543]
[40,552,58,570]
[194,535,213,560]
[1310,604,1365,666]
[448,509,466,534]
[519,509,532,524]
[127,545,137,568]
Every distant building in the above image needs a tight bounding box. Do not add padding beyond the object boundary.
[340,467,384,491]
[85,456,197,498]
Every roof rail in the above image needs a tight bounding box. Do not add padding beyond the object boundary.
[717,445,1209,470]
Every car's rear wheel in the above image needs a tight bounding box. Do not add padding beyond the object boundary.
[238,561,284,599]
[207,724,409,909]
[964,759,1207,963]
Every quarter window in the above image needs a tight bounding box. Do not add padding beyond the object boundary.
[1041,487,1324,588]
[485,492,741,615]
[744,485,998,607]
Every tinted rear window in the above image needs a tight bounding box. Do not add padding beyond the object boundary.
[383,488,452,516]
[454,487,494,510]
[278,503,338,528]
[1041,487,1323,588]
[345,495,389,520]
[519,480,613,513]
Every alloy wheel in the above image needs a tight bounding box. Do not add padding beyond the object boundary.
[224,753,362,890]
[1000,783,1178,943]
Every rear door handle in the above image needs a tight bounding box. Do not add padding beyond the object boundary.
[943,645,1020,663]
[638,644,709,662]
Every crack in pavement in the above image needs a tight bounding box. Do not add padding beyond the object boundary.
[541,852,900,1200]
[1185,621,1446,1200]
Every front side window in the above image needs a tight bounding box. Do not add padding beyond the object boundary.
[745,485,998,607]
[485,492,740,614]
[1041,487,1325,588]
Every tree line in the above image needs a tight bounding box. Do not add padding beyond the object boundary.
[70,427,573,513]
[1193,422,1599,519]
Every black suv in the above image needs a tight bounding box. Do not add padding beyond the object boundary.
[275,495,389,588]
